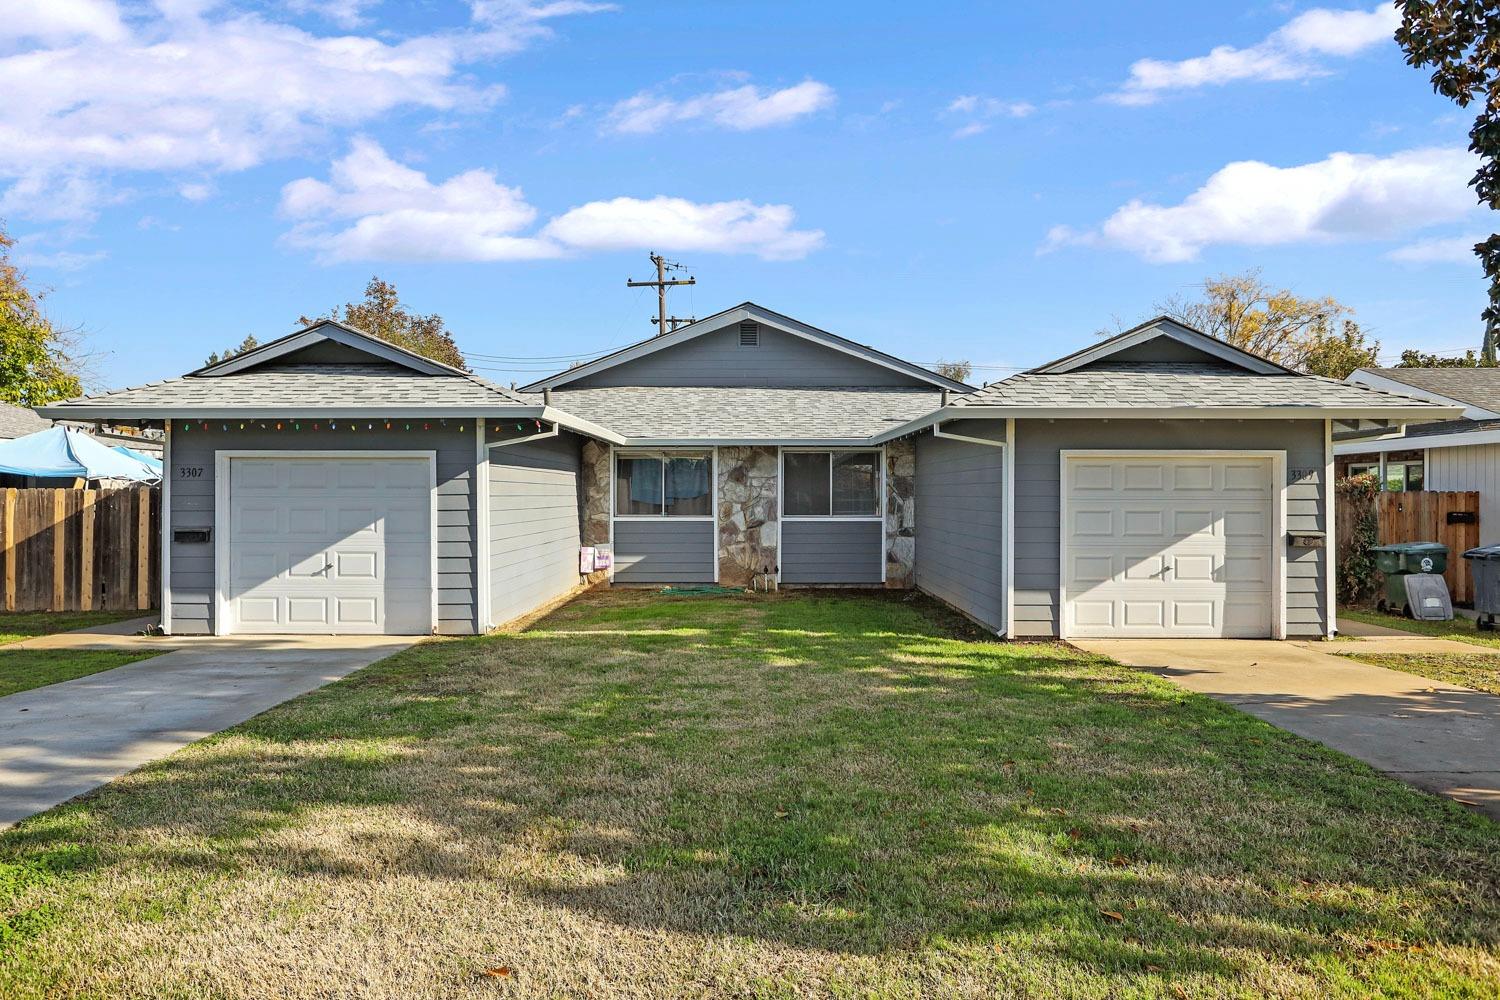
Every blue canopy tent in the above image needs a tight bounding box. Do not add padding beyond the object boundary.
[0,427,160,482]
[112,444,163,475]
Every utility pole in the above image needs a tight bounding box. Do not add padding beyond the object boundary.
[627,252,696,336]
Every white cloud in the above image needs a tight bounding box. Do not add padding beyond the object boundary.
[0,0,608,221]
[283,0,380,29]
[1044,146,1476,263]
[1109,3,1399,105]
[0,0,126,43]
[281,139,823,262]
[944,94,1035,138]
[1387,233,1488,264]
[946,95,1035,118]
[604,80,835,134]
[543,196,824,260]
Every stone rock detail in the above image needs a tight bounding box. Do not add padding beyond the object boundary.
[580,439,612,547]
[717,446,779,588]
[885,439,916,589]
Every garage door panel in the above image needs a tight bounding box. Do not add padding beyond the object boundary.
[1123,601,1165,627]
[226,457,433,635]
[286,597,330,625]
[1121,464,1164,490]
[1065,455,1276,638]
[1071,463,1115,490]
[1072,509,1114,535]
[335,551,378,579]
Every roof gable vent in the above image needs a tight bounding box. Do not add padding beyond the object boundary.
[738,320,760,347]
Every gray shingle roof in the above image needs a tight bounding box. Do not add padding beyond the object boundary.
[1358,367,1500,412]
[546,386,943,441]
[43,363,530,415]
[0,403,50,439]
[955,363,1449,411]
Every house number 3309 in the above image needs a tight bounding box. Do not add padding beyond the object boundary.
[178,467,205,479]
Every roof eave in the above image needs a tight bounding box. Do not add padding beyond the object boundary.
[868,403,1463,444]
[36,404,551,421]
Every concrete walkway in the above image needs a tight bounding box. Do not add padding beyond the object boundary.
[0,628,418,829]
[1074,638,1500,822]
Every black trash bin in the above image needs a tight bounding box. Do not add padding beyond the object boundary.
[1463,544,1500,630]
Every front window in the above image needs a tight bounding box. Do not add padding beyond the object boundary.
[784,450,882,518]
[1385,461,1424,493]
[614,453,712,517]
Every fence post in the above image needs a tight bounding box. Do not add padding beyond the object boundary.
[2,488,13,612]
[52,488,65,612]
[136,488,150,610]
[80,490,96,612]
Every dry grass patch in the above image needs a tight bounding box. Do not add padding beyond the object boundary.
[1,591,1497,998]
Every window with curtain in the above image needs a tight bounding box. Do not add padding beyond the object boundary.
[614,454,712,516]
[784,450,881,517]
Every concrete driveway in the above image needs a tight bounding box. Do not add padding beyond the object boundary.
[0,628,418,829]
[1075,638,1500,822]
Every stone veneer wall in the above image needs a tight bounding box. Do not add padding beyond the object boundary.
[717,446,779,587]
[884,439,916,589]
[578,440,613,584]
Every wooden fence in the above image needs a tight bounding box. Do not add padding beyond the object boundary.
[1336,489,1480,604]
[0,487,160,613]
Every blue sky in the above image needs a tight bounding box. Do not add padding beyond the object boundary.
[2,0,1492,390]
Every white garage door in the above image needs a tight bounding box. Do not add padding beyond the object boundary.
[224,456,433,635]
[1062,455,1277,638]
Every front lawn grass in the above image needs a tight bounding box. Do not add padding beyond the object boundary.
[1,592,1496,998]
[1338,649,1500,697]
[0,648,161,699]
[1341,606,1500,649]
[0,610,148,647]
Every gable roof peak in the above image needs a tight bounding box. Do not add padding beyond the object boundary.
[188,317,469,379]
[1029,315,1294,376]
[518,300,972,392]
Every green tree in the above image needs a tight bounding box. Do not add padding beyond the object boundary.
[1396,2,1500,362]
[1395,347,1498,367]
[934,359,973,383]
[301,276,467,370]
[1300,320,1383,379]
[203,334,260,367]
[1157,268,1376,375]
[0,223,84,406]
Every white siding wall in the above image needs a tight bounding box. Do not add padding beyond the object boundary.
[1426,444,1500,546]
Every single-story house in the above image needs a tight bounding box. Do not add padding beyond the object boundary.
[1338,366,1500,543]
[39,305,1453,640]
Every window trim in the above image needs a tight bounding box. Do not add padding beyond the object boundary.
[779,446,886,522]
[611,448,716,521]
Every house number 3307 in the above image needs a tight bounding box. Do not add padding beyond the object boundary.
[178,467,204,479]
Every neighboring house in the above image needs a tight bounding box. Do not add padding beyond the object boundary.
[0,402,51,440]
[39,307,1450,640]
[1339,367,1500,543]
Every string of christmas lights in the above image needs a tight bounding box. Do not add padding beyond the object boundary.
[173,419,545,434]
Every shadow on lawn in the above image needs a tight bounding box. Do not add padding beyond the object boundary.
[3,591,1498,988]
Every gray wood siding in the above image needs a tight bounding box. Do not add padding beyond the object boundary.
[781,520,884,583]
[487,431,584,626]
[612,520,716,582]
[569,322,932,388]
[1012,419,1328,638]
[166,423,477,635]
[1426,443,1500,546]
[915,431,1006,631]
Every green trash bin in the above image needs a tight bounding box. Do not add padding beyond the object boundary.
[1369,542,1449,614]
